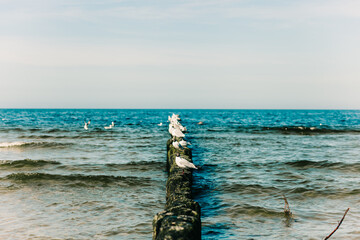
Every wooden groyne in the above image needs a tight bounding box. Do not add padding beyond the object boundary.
[153,115,201,240]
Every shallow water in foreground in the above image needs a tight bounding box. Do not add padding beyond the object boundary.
[0,109,359,239]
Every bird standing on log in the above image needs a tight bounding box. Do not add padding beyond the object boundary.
[175,153,197,174]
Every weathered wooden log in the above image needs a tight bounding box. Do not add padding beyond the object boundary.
[153,138,201,240]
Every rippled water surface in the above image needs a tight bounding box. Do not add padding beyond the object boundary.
[0,109,359,239]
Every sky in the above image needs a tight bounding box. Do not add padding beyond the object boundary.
[1,0,359,109]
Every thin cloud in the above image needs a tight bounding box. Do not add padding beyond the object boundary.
[2,0,360,23]
[0,37,285,67]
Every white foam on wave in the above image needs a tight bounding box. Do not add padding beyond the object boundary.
[0,142,27,148]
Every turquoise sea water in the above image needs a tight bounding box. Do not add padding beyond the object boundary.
[0,109,359,239]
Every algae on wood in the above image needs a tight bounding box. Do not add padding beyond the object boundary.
[153,138,201,240]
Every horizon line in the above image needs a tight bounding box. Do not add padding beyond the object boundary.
[0,108,359,111]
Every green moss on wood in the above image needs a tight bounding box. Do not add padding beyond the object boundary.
[153,137,201,240]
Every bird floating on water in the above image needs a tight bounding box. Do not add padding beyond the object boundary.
[84,120,90,130]
[104,122,115,129]
[175,153,197,174]
[158,122,163,126]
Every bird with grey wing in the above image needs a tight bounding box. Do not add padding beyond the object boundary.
[175,153,197,174]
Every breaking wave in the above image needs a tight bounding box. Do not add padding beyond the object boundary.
[0,141,73,149]
[0,141,28,147]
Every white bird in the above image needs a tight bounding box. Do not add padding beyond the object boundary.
[171,113,180,121]
[171,120,186,132]
[158,122,163,126]
[104,122,115,129]
[175,153,197,173]
[84,121,89,130]
[179,125,187,132]
[172,141,182,149]
[179,140,191,147]
[169,114,181,125]
[168,124,173,134]
[170,126,185,138]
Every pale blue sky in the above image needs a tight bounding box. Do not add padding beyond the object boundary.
[1,0,359,109]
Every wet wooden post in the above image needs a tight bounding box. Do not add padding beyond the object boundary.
[152,121,201,239]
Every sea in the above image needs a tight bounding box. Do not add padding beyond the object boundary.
[0,109,359,239]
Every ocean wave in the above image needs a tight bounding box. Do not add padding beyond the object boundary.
[0,159,61,168]
[286,184,360,198]
[204,125,360,135]
[206,129,222,132]
[4,173,154,187]
[0,141,73,149]
[18,134,71,139]
[261,126,360,135]
[285,160,360,172]
[227,203,283,218]
[45,128,71,133]
[0,127,23,133]
[0,141,27,147]
[18,134,87,140]
[0,127,72,134]
[220,181,360,200]
[106,161,165,170]
[233,159,360,173]
[105,161,166,172]
[221,183,280,194]
[58,161,166,172]
[286,186,343,198]
[19,134,54,139]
